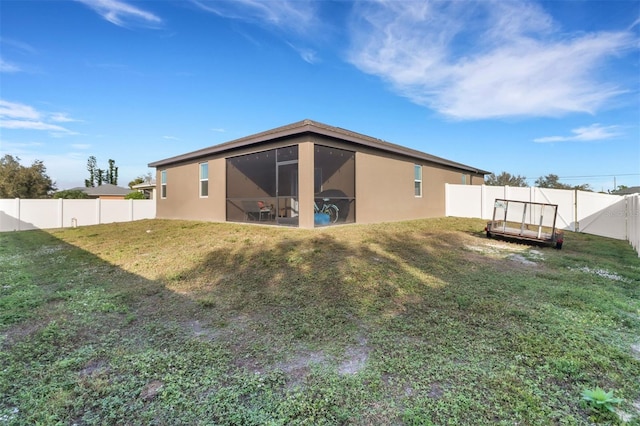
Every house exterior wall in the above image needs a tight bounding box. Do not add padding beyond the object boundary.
[154,134,483,227]
[155,157,226,221]
[311,136,482,224]
[298,141,314,229]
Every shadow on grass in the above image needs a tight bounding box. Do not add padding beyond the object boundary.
[2,220,639,425]
[0,229,237,424]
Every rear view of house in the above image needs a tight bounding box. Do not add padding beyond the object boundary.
[148,119,488,228]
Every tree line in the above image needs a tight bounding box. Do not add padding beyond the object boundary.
[0,155,152,199]
[485,171,593,191]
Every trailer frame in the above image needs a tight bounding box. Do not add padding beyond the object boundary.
[485,199,564,249]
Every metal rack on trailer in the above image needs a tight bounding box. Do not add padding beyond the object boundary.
[485,199,564,249]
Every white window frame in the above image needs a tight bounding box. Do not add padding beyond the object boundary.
[161,170,167,199]
[199,162,208,198]
[414,164,422,198]
[462,174,467,185]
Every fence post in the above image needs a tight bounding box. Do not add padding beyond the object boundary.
[96,198,101,225]
[480,184,486,219]
[444,184,450,216]
[574,189,578,232]
[129,199,134,221]
[57,198,64,228]
[15,198,21,231]
[636,195,640,257]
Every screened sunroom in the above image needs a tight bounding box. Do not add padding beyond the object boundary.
[225,144,355,227]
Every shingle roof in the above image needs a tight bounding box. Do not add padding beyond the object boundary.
[613,186,640,195]
[72,184,131,196]
[148,119,490,175]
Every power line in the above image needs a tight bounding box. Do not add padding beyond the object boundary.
[558,173,639,178]
[525,173,640,181]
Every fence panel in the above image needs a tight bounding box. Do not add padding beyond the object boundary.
[100,200,131,223]
[504,186,531,202]
[0,199,155,232]
[445,185,638,257]
[482,186,505,219]
[0,199,20,231]
[533,188,575,230]
[17,200,59,230]
[576,191,627,239]
[445,184,482,218]
[133,199,156,220]
[62,199,99,228]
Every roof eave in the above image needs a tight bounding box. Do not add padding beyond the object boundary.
[148,119,489,175]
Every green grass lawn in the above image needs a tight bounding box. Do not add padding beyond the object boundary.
[1,217,639,425]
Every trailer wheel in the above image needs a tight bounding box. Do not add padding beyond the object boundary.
[486,231,492,239]
[555,241,563,250]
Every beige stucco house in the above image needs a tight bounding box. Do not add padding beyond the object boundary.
[148,119,488,228]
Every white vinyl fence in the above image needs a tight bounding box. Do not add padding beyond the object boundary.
[445,184,640,257]
[0,198,156,232]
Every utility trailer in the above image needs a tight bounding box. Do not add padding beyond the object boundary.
[485,199,564,249]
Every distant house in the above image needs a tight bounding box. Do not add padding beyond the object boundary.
[131,182,156,200]
[148,119,489,228]
[72,184,131,200]
[613,186,640,195]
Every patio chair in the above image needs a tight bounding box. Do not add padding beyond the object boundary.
[241,200,273,221]
[256,201,274,221]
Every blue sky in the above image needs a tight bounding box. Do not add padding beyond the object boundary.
[1,0,639,192]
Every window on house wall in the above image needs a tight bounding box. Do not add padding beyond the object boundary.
[462,174,467,185]
[161,170,167,199]
[414,165,422,197]
[200,162,208,197]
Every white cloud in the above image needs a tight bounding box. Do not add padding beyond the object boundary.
[0,39,37,73]
[163,135,180,141]
[0,38,36,54]
[0,100,40,120]
[0,100,79,136]
[0,58,21,73]
[71,143,91,149]
[49,112,81,123]
[0,140,44,153]
[192,0,317,35]
[533,124,623,143]
[210,128,226,133]
[192,0,322,62]
[75,0,162,28]
[287,43,319,64]
[0,119,73,133]
[347,0,636,119]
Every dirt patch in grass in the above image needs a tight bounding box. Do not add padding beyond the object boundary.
[139,380,164,401]
[464,238,548,272]
[337,334,370,375]
[79,359,110,378]
[632,343,640,360]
